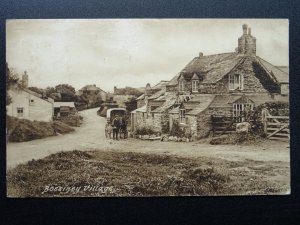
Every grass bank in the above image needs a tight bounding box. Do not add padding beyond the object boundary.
[7,150,289,197]
[6,116,75,142]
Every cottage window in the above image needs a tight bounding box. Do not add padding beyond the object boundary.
[29,99,35,105]
[192,80,199,92]
[17,107,24,117]
[229,74,244,90]
[179,109,186,124]
[233,103,253,122]
[179,81,185,92]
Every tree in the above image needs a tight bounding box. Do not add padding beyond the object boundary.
[55,84,76,102]
[125,97,137,112]
[45,86,56,97]
[55,84,75,94]
[28,87,44,95]
[6,63,19,105]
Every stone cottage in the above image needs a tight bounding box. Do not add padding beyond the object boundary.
[131,81,172,132]
[132,24,289,138]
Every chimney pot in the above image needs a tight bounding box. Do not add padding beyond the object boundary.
[242,24,248,35]
[199,52,203,57]
[248,27,251,35]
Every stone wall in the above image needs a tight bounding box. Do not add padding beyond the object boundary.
[195,107,232,139]
[198,79,228,94]
[186,115,197,136]
[235,57,279,93]
[169,113,179,132]
[135,111,161,132]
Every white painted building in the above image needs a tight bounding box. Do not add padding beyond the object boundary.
[7,84,54,122]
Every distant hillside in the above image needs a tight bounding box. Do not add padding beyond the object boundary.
[114,86,143,97]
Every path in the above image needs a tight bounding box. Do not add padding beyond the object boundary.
[7,108,290,169]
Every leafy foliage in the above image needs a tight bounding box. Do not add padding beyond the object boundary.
[169,121,186,138]
[115,87,143,97]
[136,125,157,135]
[252,61,281,93]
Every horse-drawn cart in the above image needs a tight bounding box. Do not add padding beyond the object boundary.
[105,108,128,139]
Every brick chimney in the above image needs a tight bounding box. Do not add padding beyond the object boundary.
[238,24,256,55]
[22,71,28,88]
[242,24,248,35]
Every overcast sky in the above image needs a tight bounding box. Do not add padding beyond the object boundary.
[6,19,288,92]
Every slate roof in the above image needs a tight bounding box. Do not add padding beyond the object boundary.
[148,89,165,100]
[152,80,169,90]
[152,98,177,113]
[181,53,244,84]
[167,73,180,86]
[208,95,234,108]
[20,87,54,104]
[153,95,166,101]
[257,57,289,83]
[136,94,145,100]
[169,106,180,114]
[173,52,288,86]
[276,66,289,74]
[131,105,147,113]
[185,95,215,115]
[54,102,75,108]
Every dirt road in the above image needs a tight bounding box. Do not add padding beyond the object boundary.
[6,108,290,169]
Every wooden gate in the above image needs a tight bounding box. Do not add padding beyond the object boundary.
[262,109,289,141]
[211,115,240,136]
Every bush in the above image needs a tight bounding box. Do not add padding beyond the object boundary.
[59,114,82,127]
[136,126,156,135]
[256,101,289,116]
[7,117,74,142]
[169,121,186,138]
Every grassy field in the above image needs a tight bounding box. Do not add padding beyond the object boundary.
[7,150,290,197]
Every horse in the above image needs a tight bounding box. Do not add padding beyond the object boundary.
[119,117,128,139]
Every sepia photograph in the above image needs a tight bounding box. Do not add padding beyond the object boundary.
[6,19,290,197]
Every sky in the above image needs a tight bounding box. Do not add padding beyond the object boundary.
[6,19,288,92]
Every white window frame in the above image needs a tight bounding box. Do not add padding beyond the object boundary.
[179,109,186,124]
[229,74,244,90]
[192,80,199,92]
[178,80,185,92]
[233,103,253,122]
[17,107,24,117]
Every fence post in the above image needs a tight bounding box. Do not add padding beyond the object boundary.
[262,108,268,134]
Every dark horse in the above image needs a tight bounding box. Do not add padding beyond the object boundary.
[119,117,128,139]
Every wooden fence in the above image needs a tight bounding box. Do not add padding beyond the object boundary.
[211,115,240,136]
[262,109,289,141]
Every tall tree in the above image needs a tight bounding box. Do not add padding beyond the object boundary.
[55,84,76,102]
[6,63,19,105]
